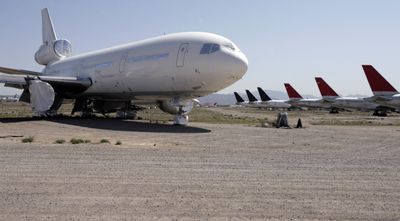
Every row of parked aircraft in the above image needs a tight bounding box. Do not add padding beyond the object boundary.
[234,65,400,116]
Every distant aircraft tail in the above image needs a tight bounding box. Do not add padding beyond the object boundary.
[245,90,258,102]
[315,77,339,99]
[257,87,272,101]
[284,83,303,99]
[362,65,398,96]
[233,92,245,103]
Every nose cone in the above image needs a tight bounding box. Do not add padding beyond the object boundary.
[225,52,248,80]
[236,52,248,77]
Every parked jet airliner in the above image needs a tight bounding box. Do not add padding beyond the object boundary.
[315,76,389,116]
[362,65,400,112]
[256,87,291,108]
[0,8,248,125]
[233,89,290,109]
[284,83,331,109]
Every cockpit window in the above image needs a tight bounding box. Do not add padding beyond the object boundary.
[210,44,220,53]
[200,43,220,54]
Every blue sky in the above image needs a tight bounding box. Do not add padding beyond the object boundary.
[1,0,400,96]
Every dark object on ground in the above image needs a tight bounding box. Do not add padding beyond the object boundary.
[276,112,290,128]
[296,118,303,128]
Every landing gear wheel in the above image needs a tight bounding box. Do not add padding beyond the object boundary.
[173,114,189,126]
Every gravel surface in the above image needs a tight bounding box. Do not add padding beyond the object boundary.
[0,118,399,220]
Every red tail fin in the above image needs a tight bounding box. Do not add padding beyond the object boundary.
[284,83,303,99]
[315,77,339,98]
[362,65,398,96]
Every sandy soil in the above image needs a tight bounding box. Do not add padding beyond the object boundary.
[0,117,399,220]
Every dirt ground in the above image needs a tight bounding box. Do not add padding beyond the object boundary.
[0,112,399,220]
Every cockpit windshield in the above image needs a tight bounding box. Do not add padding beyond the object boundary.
[200,43,220,54]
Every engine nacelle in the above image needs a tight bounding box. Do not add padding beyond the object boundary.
[159,99,194,115]
[35,39,72,65]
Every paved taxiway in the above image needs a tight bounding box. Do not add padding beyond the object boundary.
[0,119,399,220]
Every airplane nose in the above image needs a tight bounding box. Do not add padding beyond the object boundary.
[236,53,248,76]
[227,52,248,79]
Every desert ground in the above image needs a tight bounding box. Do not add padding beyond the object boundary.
[0,103,399,220]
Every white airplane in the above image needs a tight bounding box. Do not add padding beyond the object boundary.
[362,65,400,112]
[284,83,331,109]
[233,89,290,109]
[0,8,248,125]
[233,92,256,107]
[256,87,291,108]
[315,76,390,116]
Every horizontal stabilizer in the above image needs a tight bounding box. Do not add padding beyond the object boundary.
[233,92,245,103]
[0,66,41,76]
[315,77,339,98]
[284,83,303,99]
[245,90,258,102]
[362,65,398,96]
[257,87,271,101]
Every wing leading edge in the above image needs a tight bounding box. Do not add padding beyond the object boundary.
[0,66,92,95]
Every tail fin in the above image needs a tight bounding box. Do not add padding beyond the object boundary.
[245,90,258,102]
[315,77,339,98]
[41,8,57,45]
[362,65,398,96]
[284,83,303,99]
[233,92,245,103]
[257,87,272,101]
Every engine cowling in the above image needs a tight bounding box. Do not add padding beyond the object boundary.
[35,39,72,65]
[159,99,194,115]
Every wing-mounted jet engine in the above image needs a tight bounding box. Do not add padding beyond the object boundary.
[159,98,196,125]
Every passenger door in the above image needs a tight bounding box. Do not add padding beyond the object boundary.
[176,43,189,67]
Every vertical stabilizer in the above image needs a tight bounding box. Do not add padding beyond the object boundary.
[257,87,272,101]
[42,8,57,45]
[362,65,398,96]
[284,83,303,99]
[233,92,245,103]
[315,77,339,99]
[245,90,258,102]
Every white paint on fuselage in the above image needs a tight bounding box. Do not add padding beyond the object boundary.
[289,99,331,109]
[330,97,379,111]
[257,100,291,108]
[44,32,248,101]
[371,94,400,110]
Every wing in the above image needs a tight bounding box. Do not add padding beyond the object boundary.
[0,66,91,95]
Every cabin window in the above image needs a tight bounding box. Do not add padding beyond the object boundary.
[200,43,220,54]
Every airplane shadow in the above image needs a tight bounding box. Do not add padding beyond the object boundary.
[0,117,211,134]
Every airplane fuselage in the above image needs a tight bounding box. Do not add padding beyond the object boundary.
[43,32,248,102]
[288,99,331,109]
[329,97,379,111]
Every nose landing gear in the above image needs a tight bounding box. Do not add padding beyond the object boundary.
[173,113,189,125]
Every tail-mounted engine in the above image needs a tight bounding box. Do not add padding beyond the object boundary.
[34,8,72,65]
[35,39,72,65]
